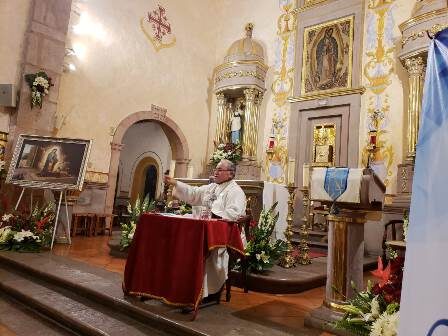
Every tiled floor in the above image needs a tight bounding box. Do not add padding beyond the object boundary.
[52,235,334,336]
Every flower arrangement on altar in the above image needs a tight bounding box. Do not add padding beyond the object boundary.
[119,194,155,250]
[333,255,404,336]
[210,142,242,166]
[243,202,288,273]
[24,70,53,109]
[0,202,56,252]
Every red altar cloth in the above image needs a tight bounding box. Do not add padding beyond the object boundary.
[123,213,244,310]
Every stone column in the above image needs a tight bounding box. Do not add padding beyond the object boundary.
[174,159,189,178]
[214,93,228,145]
[404,56,426,162]
[104,142,125,214]
[0,132,7,162]
[9,0,72,145]
[242,88,258,160]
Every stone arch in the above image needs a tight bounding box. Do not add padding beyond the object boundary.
[104,108,189,214]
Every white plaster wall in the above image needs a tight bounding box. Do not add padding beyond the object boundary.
[118,121,171,198]
[0,0,31,132]
[56,0,219,175]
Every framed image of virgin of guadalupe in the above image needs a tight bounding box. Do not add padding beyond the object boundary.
[6,135,91,190]
[301,15,354,96]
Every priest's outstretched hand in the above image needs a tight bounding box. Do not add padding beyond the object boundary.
[164,175,177,186]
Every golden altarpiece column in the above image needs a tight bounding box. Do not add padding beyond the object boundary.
[385,0,447,214]
[213,23,267,180]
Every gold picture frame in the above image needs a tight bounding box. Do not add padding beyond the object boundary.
[312,124,336,167]
[6,134,92,190]
[301,15,354,96]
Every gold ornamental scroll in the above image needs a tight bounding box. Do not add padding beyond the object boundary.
[404,56,425,162]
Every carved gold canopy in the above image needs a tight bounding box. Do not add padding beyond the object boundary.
[214,23,268,94]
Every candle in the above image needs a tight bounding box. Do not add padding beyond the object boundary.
[169,160,176,178]
[287,159,295,185]
[268,137,275,150]
[302,163,310,187]
[187,165,194,179]
[369,131,377,146]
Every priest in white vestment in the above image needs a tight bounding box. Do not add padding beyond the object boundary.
[164,159,246,299]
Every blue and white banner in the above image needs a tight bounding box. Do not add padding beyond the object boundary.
[399,28,448,336]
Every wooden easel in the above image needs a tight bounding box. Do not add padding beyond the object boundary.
[15,187,71,250]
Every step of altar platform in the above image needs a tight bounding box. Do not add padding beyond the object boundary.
[291,227,329,250]
[229,254,377,294]
[0,292,77,336]
[108,230,127,258]
[0,262,173,336]
[0,251,310,336]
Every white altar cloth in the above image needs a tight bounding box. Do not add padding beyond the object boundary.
[262,182,288,240]
[310,168,362,203]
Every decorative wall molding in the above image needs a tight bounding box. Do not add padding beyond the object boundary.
[264,0,297,184]
[361,0,397,187]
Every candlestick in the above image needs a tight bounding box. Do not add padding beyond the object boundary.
[279,184,297,268]
[169,160,176,178]
[187,165,194,179]
[287,159,295,185]
[302,163,310,187]
[297,187,312,265]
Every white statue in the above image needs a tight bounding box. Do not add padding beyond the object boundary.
[230,103,243,144]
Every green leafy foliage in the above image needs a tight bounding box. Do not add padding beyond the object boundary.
[119,194,155,250]
[0,202,56,252]
[333,252,404,336]
[244,202,288,273]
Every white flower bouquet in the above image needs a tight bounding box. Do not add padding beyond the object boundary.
[11,229,41,252]
[210,143,242,165]
[24,70,53,109]
[244,202,288,273]
[333,254,404,336]
[0,226,13,249]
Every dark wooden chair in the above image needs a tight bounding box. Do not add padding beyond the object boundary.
[94,214,116,236]
[225,214,251,302]
[382,219,404,262]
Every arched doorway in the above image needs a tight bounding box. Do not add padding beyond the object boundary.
[130,156,160,203]
[105,108,190,214]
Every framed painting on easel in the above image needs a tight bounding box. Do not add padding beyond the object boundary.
[6,134,91,191]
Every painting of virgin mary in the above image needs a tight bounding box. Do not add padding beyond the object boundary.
[301,16,354,95]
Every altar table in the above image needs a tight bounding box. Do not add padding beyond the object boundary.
[122,213,244,313]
